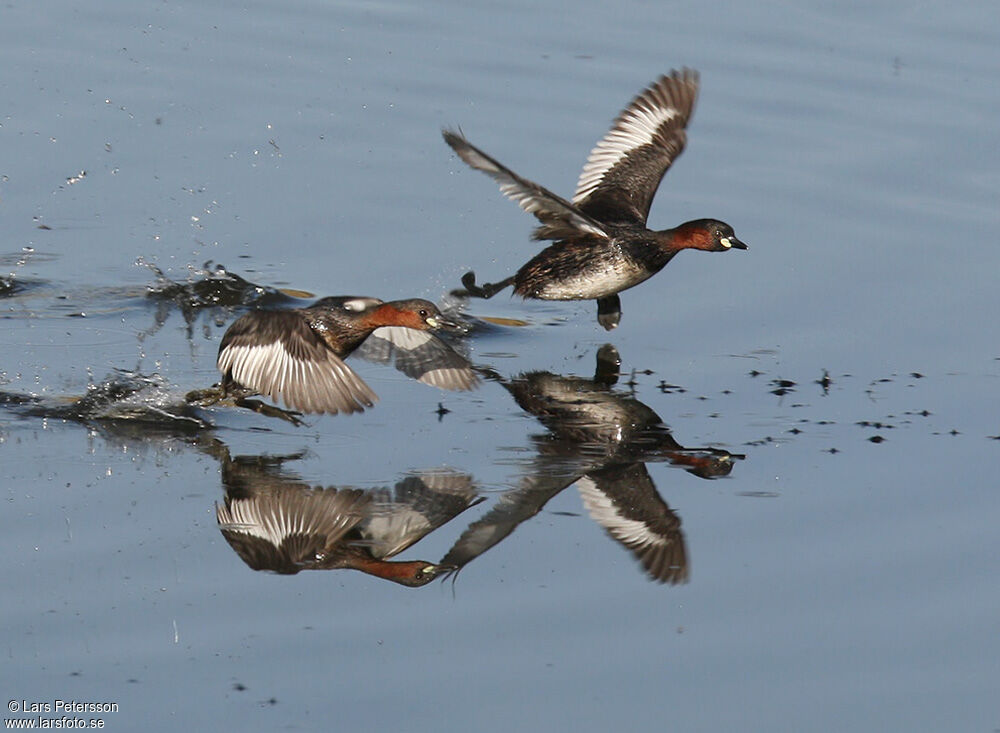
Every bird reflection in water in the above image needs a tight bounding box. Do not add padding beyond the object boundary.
[210,445,481,587]
[440,345,742,584]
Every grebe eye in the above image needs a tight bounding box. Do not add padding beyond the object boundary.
[419,309,428,318]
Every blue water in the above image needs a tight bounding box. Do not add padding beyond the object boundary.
[2,0,999,731]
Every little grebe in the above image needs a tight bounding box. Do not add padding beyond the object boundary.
[216,296,471,415]
[444,69,747,329]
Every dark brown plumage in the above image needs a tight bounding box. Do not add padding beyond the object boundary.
[445,69,747,329]
[216,296,475,416]
[439,346,741,584]
[216,482,466,586]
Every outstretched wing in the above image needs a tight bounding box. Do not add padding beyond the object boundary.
[216,487,370,573]
[573,69,699,225]
[577,463,688,584]
[444,129,609,240]
[356,326,479,392]
[217,310,377,415]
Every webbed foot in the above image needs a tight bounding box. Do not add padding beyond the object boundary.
[234,397,305,426]
[461,271,514,299]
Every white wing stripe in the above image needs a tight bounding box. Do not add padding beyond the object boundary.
[574,105,680,204]
[577,477,665,548]
[219,338,376,414]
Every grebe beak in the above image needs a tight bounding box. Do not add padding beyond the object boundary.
[426,313,467,333]
[721,236,748,250]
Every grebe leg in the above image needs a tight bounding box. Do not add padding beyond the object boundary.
[461,271,515,299]
[596,294,621,330]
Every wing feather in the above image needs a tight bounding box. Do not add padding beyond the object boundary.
[218,310,378,414]
[573,69,699,225]
[444,129,608,240]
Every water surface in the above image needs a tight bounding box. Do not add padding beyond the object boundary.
[2,1,999,731]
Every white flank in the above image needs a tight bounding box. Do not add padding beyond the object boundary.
[342,298,375,312]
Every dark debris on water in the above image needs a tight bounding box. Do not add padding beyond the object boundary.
[770,378,796,396]
[142,259,298,310]
[0,370,212,431]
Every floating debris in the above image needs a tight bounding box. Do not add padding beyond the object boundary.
[770,378,796,396]
[857,421,895,429]
[142,260,295,310]
[0,370,212,430]
[478,315,530,327]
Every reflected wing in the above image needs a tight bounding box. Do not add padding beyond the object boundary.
[216,488,370,573]
[573,70,699,225]
[217,310,377,414]
[439,460,581,570]
[357,471,481,558]
[577,463,688,584]
[444,129,609,240]
[356,326,479,391]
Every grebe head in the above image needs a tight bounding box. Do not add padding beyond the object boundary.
[365,299,463,332]
[671,219,748,252]
[371,560,455,587]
